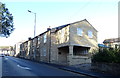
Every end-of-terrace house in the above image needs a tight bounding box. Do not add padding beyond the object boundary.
[14,40,25,57]
[19,19,98,65]
[103,38,120,49]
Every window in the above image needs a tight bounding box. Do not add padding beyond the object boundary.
[73,49,88,55]
[82,50,88,55]
[61,29,64,37]
[37,37,40,45]
[38,37,40,41]
[88,31,93,38]
[60,29,65,43]
[44,34,47,43]
[41,48,46,56]
[37,37,40,48]
[43,49,46,56]
[77,28,83,36]
[32,39,35,47]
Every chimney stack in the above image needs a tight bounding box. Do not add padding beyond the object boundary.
[47,26,51,31]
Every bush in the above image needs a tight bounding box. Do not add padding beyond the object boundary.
[92,48,120,63]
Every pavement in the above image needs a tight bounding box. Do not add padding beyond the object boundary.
[41,62,120,78]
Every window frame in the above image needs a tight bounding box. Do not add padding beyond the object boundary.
[37,37,40,44]
[43,34,47,43]
[88,30,93,38]
[77,28,83,36]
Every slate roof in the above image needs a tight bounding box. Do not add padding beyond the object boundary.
[54,24,70,31]
[26,19,97,42]
[53,19,97,32]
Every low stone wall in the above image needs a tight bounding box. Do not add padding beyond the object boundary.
[71,63,120,76]
[91,63,120,75]
[69,56,91,65]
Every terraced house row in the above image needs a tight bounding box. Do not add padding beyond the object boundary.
[17,19,98,65]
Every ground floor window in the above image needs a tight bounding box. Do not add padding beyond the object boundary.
[73,46,90,56]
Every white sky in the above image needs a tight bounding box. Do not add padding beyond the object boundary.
[0,0,119,46]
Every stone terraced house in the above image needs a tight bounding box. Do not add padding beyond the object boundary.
[19,19,98,65]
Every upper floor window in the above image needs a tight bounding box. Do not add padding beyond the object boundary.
[37,37,40,48]
[88,30,93,38]
[38,37,40,44]
[43,48,46,56]
[44,34,47,43]
[38,37,40,41]
[41,47,46,56]
[77,28,83,36]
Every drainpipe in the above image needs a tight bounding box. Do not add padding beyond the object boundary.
[49,30,51,63]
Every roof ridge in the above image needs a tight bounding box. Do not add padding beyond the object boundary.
[52,19,93,31]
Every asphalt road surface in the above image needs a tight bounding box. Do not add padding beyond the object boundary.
[0,56,92,78]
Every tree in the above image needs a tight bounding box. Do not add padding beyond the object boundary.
[0,2,14,38]
[92,48,120,63]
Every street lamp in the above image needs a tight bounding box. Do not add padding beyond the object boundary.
[28,10,36,37]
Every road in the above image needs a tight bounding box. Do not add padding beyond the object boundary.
[0,56,92,78]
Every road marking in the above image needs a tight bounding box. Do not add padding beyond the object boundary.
[17,65,31,70]
[0,58,2,77]
[5,57,8,60]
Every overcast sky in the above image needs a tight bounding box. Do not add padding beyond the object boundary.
[0,0,119,46]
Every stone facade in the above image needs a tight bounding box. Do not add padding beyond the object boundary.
[14,41,25,57]
[18,19,98,65]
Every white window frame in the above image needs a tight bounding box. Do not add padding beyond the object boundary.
[61,29,64,37]
[77,28,83,36]
[88,30,93,38]
[37,37,40,44]
[44,34,47,43]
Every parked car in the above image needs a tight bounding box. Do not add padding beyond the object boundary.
[0,54,5,57]
[5,54,9,56]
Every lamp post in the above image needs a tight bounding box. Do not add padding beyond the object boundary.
[28,10,36,37]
